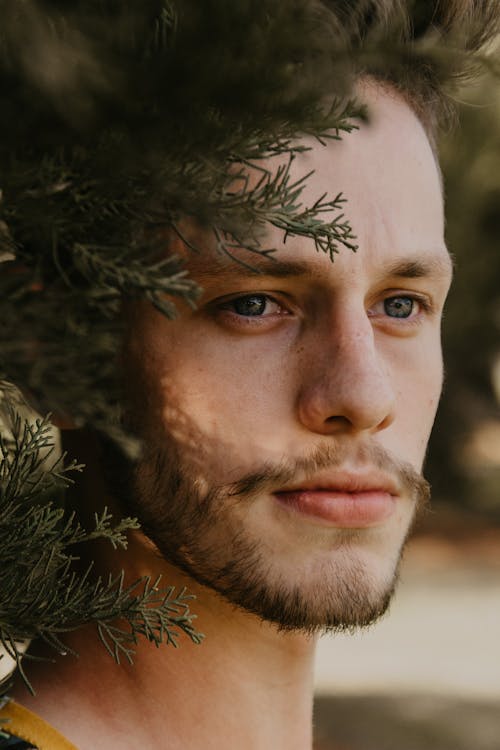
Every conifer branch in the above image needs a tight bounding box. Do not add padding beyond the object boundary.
[72,243,201,319]
[211,156,358,264]
[0,408,202,694]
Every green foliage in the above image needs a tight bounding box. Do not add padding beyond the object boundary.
[0,405,202,694]
[211,152,359,266]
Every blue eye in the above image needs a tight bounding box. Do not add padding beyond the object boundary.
[384,296,414,318]
[230,295,272,317]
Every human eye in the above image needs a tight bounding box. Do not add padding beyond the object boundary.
[383,295,419,319]
[368,293,432,329]
[210,291,293,331]
[218,293,289,318]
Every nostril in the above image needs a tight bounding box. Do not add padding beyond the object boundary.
[377,412,395,431]
[324,415,351,427]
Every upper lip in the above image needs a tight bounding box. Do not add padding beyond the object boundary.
[274,470,399,496]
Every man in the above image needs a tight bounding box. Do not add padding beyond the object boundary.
[0,5,495,750]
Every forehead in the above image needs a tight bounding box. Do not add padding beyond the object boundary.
[183,84,447,284]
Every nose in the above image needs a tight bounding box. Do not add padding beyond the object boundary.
[296,308,396,436]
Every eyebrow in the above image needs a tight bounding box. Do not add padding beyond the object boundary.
[193,251,453,285]
[192,256,310,284]
[380,256,454,282]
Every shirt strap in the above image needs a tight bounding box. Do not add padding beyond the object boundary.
[0,700,78,750]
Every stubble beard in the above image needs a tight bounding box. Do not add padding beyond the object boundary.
[130,436,430,635]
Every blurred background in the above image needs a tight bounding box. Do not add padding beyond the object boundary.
[313,73,500,750]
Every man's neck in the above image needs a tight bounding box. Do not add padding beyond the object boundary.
[13,532,317,750]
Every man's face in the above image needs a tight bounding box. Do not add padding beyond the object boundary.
[127,85,452,632]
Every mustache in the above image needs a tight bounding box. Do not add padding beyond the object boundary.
[226,442,430,506]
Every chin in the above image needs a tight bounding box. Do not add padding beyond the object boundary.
[254,539,405,633]
[158,526,407,635]
[225,560,400,635]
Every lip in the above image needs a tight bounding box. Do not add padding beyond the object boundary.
[273,471,399,528]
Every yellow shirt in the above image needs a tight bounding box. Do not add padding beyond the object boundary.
[0,699,77,750]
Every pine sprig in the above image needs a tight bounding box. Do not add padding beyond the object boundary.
[72,243,201,319]
[95,577,203,665]
[273,191,358,261]
[0,407,81,506]
[210,155,358,265]
[0,407,202,694]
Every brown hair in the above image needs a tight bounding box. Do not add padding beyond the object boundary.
[332,0,500,137]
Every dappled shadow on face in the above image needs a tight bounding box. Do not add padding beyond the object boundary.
[120,351,431,634]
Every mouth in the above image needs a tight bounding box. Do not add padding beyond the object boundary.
[273,471,399,528]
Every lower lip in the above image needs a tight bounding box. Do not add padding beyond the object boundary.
[274,490,396,528]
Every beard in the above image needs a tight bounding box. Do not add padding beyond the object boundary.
[128,432,430,635]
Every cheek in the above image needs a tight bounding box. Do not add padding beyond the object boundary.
[390,335,444,460]
[153,328,295,450]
